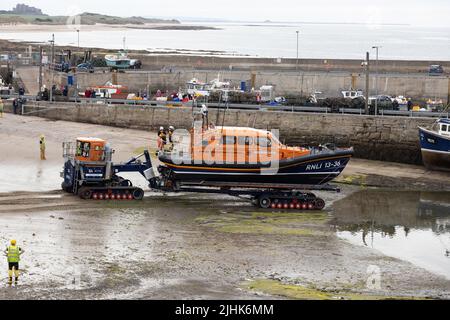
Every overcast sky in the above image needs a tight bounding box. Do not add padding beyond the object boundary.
[2,0,450,26]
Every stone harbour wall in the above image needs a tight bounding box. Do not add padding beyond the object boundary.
[4,102,436,164]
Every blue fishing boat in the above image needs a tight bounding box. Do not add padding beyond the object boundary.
[419,118,450,172]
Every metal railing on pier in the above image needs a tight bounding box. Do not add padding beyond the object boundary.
[2,94,448,119]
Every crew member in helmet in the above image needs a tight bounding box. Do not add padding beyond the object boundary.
[158,126,164,137]
[168,126,175,144]
[157,126,167,151]
[167,126,175,151]
[5,239,24,285]
[201,104,209,130]
[40,135,46,160]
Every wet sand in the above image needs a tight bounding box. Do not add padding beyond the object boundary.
[0,23,216,38]
[338,159,450,191]
[0,113,449,299]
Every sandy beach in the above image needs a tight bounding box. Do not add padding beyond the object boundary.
[0,23,214,34]
[0,113,449,299]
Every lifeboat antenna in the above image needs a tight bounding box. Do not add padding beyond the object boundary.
[221,98,226,133]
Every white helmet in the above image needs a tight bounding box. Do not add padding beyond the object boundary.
[159,126,164,131]
[169,126,175,131]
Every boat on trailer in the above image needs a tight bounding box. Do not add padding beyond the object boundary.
[60,121,353,209]
[158,125,354,187]
[419,118,450,172]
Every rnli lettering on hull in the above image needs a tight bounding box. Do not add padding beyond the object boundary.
[306,161,341,171]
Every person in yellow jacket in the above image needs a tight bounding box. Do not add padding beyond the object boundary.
[5,240,24,285]
[40,134,46,160]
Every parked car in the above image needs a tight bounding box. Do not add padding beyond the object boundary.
[429,65,444,76]
[369,95,395,113]
[76,63,95,73]
[0,87,13,98]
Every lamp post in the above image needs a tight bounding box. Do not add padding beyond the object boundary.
[77,29,80,49]
[49,34,55,103]
[364,52,370,115]
[38,46,43,96]
[372,46,382,116]
[296,30,300,71]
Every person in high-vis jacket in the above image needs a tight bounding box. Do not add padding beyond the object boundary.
[167,126,175,151]
[40,135,46,160]
[201,104,209,130]
[5,240,24,285]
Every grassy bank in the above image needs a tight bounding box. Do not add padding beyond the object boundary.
[0,12,179,25]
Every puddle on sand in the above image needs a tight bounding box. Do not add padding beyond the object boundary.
[0,163,62,192]
[331,190,450,279]
[0,163,151,193]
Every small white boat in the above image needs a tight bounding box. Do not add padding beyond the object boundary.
[341,90,364,99]
[185,78,210,97]
[105,50,141,69]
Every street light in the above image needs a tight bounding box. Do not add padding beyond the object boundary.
[49,34,55,103]
[372,46,382,116]
[364,52,370,115]
[77,29,80,49]
[296,30,300,71]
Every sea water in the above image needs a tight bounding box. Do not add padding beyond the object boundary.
[1,22,449,60]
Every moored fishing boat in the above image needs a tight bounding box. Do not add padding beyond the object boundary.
[105,50,141,69]
[419,118,450,172]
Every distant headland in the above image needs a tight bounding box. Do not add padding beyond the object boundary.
[0,3,180,25]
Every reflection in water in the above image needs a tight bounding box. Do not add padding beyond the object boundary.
[0,164,62,192]
[331,190,450,279]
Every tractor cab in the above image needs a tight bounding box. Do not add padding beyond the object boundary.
[75,138,107,162]
[61,137,152,199]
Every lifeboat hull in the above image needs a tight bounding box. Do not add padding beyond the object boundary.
[159,149,353,186]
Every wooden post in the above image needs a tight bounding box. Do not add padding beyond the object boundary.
[351,73,357,90]
[251,72,256,90]
[112,70,118,85]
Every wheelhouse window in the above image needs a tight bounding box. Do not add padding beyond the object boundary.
[221,136,237,145]
[257,137,272,147]
[237,136,253,145]
[76,141,90,158]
